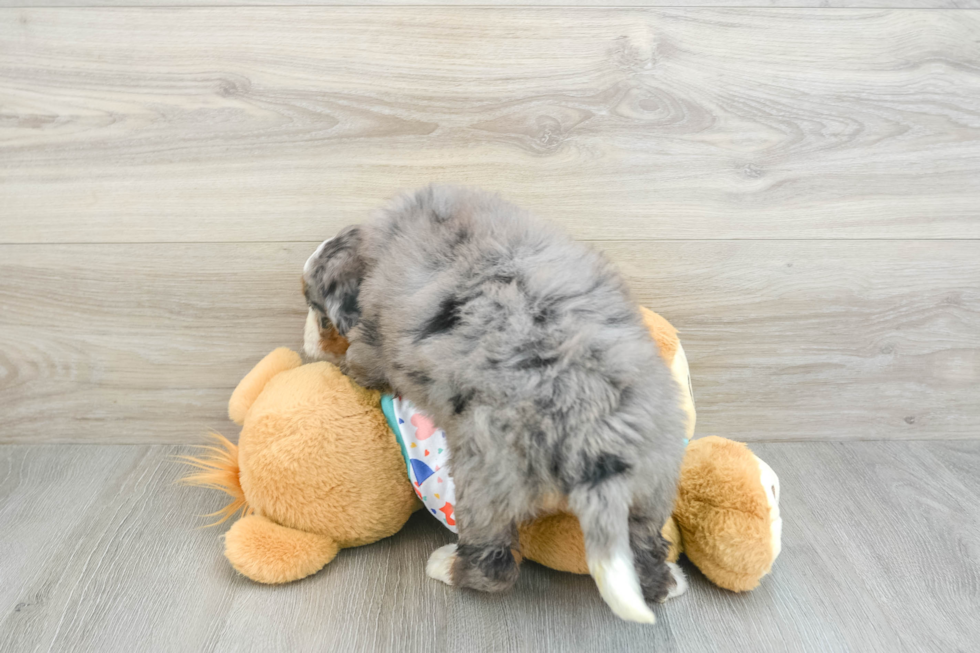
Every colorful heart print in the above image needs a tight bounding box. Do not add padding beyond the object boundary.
[411,413,438,440]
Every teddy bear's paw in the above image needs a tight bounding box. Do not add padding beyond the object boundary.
[426,544,458,585]
[664,562,689,600]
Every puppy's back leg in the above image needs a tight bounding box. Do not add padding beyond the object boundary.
[426,481,520,593]
[629,497,686,604]
[570,480,656,624]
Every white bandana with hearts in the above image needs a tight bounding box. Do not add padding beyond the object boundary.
[381,394,457,532]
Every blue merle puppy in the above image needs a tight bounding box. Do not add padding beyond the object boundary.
[302,185,687,623]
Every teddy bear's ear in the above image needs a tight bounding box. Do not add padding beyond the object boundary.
[639,307,696,440]
[639,307,679,364]
[229,348,302,425]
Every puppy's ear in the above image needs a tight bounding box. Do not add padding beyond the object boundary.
[303,225,365,336]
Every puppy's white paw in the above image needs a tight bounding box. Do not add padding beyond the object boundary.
[665,562,689,600]
[426,544,458,585]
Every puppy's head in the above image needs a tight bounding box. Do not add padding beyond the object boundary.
[302,226,364,362]
[302,299,351,364]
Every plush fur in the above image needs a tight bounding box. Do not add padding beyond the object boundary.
[673,436,780,592]
[515,308,694,577]
[179,433,251,525]
[303,185,687,621]
[184,348,421,583]
[183,313,780,595]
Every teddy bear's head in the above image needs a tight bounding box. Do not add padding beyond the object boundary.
[229,348,419,548]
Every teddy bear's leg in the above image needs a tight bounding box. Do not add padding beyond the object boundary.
[224,514,339,584]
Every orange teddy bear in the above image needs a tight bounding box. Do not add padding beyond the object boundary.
[183,309,781,592]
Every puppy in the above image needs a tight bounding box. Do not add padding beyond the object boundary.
[303,185,687,623]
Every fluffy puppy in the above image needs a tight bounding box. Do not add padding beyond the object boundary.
[303,185,687,623]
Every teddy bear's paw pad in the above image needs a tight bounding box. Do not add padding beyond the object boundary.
[426,544,458,585]
[664,562,689,600]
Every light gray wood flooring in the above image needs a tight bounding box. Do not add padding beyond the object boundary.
[1,440,977,652]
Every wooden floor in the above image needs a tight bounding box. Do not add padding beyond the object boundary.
[0,440,977,652]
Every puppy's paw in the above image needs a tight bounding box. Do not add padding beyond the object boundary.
[426,544,458,585]
[664,562,688,601]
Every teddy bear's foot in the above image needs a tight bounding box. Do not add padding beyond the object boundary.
[426,544,458,585]
[225,514,339,584]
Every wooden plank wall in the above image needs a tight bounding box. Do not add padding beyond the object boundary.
[1,6,978,443]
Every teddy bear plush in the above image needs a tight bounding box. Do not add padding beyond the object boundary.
[183,309,781,592]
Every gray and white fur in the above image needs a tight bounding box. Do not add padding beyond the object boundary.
[303,185,687,623]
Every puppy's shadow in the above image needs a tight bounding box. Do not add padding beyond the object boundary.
[395,511,693,649]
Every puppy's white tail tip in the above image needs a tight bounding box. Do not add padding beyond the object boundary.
[590,552,656,624]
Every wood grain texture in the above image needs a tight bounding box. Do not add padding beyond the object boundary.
[3,0,979,7]
[1,240,977,444]
[620,239,980,442]
[2,8,979,242]
[1,441,978,651]
[0,243,309,444]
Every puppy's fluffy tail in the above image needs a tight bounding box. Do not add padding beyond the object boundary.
[571,482,655,624]
[177,433,252,526]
